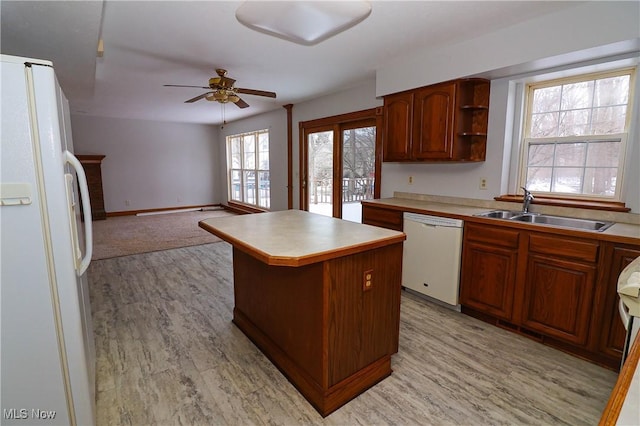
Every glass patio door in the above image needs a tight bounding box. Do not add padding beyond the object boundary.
[306,129,334,217]
[302,117,377,222]
[341,125,376,222]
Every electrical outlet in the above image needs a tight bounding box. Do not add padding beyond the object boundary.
[479,177,488,190]
[363,269,373,291]
[408,176,413,185]
[125,200,130,206]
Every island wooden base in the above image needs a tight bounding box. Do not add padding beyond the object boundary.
[231,243,403,416]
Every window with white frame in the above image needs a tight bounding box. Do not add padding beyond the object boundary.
[519,69,634,200]
[227,129,270,209]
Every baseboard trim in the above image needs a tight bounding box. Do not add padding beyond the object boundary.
[107,203,223,217]
[223,202,267,215]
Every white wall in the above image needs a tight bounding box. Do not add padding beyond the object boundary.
[376,1,640,96]
[71,115,220,213]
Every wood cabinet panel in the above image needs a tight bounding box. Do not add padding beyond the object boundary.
[383,92,413,161]
[77,154,106,220]
[455,79,490,161]
[460,240,518,320]
[465,222,520,248]
[327,244,403,385]
[233,249,325,384]
[597,245,640,359]
[231,241,403,416]
[361,205,403,231]
[529,233,599,263]
[521,254,596,345]
[412,83,455,160]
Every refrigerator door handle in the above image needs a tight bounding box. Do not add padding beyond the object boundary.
[63,150,93,275]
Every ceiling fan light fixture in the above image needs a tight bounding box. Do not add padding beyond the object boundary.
[228,94,240,103]
[235,1,371,46]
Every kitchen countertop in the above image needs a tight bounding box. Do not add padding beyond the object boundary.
[199,209,406,267]
[363,197,640,245]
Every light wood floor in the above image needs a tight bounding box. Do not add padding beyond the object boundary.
[88,242,617,425]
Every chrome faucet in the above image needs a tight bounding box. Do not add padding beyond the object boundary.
[521,187,534,213]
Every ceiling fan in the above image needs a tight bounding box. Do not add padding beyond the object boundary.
[164,68,276,109]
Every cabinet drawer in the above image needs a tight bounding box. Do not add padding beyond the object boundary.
[362,206,403,231]
[464,223,519,249]
[528,233,599,263]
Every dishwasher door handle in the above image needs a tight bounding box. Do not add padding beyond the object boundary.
[419,222,437,228]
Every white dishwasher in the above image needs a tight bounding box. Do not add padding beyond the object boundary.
[402,212,463,308]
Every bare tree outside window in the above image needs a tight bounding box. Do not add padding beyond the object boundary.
[342,126,376,202]
[522,69,632,199]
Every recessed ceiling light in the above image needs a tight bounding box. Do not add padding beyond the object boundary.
[235,1,372,46]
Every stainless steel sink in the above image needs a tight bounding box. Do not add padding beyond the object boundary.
[474,210,615,232]
[510,213,614,232]
[473,210,523,219]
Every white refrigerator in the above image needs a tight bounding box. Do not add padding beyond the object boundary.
[1,54,95,425]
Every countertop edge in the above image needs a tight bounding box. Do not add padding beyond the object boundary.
[199,219,406,267]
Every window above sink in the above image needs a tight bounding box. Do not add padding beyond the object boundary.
[519,68,633,202]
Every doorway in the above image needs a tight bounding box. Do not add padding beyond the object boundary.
[300,108,382,222]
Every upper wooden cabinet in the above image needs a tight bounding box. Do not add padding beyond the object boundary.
[383,91,413,161]
[413,83,456,160]
[383,78,490,162]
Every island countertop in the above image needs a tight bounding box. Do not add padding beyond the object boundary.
[199,209,406,267]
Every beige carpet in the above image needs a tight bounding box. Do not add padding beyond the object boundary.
[91,209,236,260]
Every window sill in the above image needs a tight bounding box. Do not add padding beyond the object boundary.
[224,201,269,215]
[494,195,630,212]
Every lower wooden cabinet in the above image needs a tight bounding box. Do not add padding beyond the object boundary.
[595,244,640,362]
[460,222,638,370]
[460,223,519,320]
[361,204,403,231]
[521,253,597,345]
[520,234,599,346]
[363,203,639,370]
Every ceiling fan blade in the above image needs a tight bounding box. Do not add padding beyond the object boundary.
[164,84,210,89]
[234,97,250,109]
[236,88,277,98]
[185,92,211,103]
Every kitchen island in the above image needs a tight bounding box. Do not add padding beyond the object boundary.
[199,210,405,416]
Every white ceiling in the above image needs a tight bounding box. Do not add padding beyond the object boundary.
[1,1,581,125]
